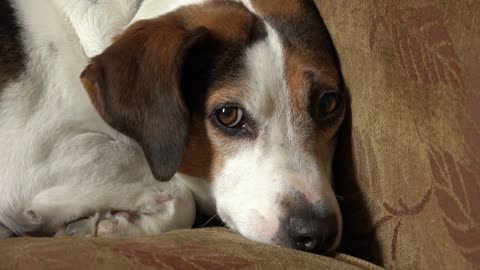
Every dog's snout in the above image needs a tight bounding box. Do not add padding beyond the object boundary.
[287,213,338,253]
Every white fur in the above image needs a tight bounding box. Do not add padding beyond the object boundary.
[0,0,198,236]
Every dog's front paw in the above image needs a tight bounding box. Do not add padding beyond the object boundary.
[56,211,136,237]
[96,212,136,237]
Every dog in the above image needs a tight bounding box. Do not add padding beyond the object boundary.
[0,0,345,254]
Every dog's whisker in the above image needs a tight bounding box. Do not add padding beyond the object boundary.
[200,214,219,228]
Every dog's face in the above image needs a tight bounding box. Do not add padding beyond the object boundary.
[81,1,345,253]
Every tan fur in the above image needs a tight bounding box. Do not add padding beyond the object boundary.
[250,0,302,16]
[178,83,250,180]
[180,1,263,44]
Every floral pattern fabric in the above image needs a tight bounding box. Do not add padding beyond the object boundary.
[314,1,480,269]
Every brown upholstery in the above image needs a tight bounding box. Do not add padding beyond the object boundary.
[314,0,480,269]
[0,228,381,270]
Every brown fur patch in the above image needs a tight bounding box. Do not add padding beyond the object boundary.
[177,116,217,180]
[177,117,237,181]
[205,83,248,112]
[285,48,340,115]
[179,1,266,44]
[0,0,25,93]
[250,0,302,17]
[178,83,249,180]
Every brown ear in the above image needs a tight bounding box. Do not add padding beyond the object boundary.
[80,15,209,181]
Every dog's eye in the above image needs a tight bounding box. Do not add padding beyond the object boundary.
[216,106,245,128]
[317,91,339,117]
[211,104,256,139]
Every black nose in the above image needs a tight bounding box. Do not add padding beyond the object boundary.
[287,213,338,253]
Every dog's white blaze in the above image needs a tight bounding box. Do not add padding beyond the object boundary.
[212,25,341,245]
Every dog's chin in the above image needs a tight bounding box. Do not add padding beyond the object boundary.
[219,212,282,246]
[228,225,296,251]
[223,219,290,249]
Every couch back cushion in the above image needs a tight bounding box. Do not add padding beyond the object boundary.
[314,1,480,269]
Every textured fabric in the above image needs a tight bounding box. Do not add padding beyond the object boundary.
[314,1,480,269]
[334,253,384,270]
[0,228,378,270]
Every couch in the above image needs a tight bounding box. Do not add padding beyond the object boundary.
[316,0,479,269]
[1,1,478,269]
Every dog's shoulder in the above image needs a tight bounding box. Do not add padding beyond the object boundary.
[52,0,142,57]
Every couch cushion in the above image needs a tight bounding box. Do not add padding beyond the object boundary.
[0,228,382,270]
[314,0,480,269]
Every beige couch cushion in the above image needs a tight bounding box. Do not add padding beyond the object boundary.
[314,1,480,269]
[0,228,382,270]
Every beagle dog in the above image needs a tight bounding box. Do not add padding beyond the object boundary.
[0,0,345,254]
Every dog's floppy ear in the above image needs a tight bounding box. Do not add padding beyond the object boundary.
[80,15,209,181]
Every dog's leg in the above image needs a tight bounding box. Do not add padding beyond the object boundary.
[95,187,196,237]
[28,178,195,236]
[55,192,195,237]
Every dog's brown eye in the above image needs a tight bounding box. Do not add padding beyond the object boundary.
[216,106,245,128]
[317,92,339,116]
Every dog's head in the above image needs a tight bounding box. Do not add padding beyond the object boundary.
[81,0,345,254]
